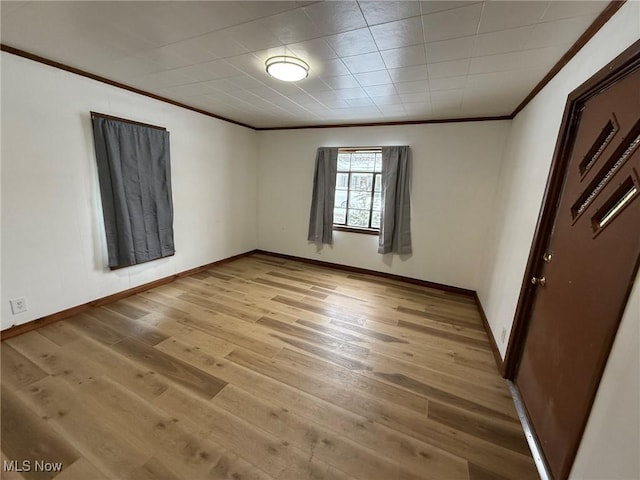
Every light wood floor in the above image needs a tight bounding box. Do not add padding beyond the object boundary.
[1,253,539,480]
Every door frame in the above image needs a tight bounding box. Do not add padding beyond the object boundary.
[502,39,640,474]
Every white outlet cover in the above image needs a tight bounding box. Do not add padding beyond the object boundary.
[10,297,27,314]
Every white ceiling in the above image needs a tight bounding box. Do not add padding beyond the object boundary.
[1,1,609,129]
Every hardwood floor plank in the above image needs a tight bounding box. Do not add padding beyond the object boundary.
[65,313,126,345]
[178,315,281,359]
[257,316,369,358]
[153,387,337,480]
[225,347,537,479]
[111,337,227,398]
[427,401,530,456]
[397,319,491,350]
[20,376,150,477]
[212,385,444,480]
[266,271,337,290]
[253,277,329,299]
[271,295,365,325]
[1,386,80,480]
[125,457,182,480]
[328,319,409,343]
[374,372,514,423]
[155,337,469,480]
[1,343,48,389]
[85,307,168,346]
[0,254,538,480]
[52,459,108,480]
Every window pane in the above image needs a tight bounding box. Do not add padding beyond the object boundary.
[350,173,373,191]
[336,173,349,189]
[335,189,348,208]
[347,209,370,227]
[349,191,372,210]
[374,173,381,192]
[333,208,346,224]
[373,192,382,210]
[337,153,350,171]
[372,211,381,229]
[351,153,375,171]
[374,153,382,172]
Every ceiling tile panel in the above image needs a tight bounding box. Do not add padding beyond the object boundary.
[427,59,470,79]
[334,87,369,100]
[170,61,239,83]
[394,80,430,94]
[302,1,367,35]
[473,25,535,57]
[371,94,404,106]
[422,3,483,43]
[524,15,598,50]
[369,16,424,50]
[359,1,421,26]
[326,27,378,57]
[362,84,399,97]
[478,1,550,33]
[420,2,481,16]
[341,52,387,74]
[541,1,608,22]
[429,75,468,92]
[287,38,338,61]
[389,64,429,83]
[259,8,322,45]
[297,77,334,93]
[345,97,376,107]
[425,36,476,63]
[353,70,394,86]
[380,44,427,69]
[191,31,250,59]
[431,89,464,107]
[0,0,607,128]
[225,19,283,52]
[316,58,351,77]
[322,75,362,90]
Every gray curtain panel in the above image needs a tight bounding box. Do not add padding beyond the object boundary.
[91,116,175,268]
[307,147,338,246]
[379,146,412,254]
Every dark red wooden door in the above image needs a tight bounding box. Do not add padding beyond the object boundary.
[515,66,640,480]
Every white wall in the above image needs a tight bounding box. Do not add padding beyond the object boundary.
[477,1,640,358]
[1,53,258,330]
[474,2,639,478]
[257,121,510,291]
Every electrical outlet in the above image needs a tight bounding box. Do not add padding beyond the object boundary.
[10,297,27,314]
[501,327,507,343]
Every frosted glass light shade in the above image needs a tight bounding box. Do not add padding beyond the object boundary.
[265,56,309,82]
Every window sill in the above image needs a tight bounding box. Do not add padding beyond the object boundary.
[333,225,379,236]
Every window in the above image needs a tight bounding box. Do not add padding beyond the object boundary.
[91,112,175,269]
[333,148,382,233]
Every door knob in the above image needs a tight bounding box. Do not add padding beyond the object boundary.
[531,276,546,287]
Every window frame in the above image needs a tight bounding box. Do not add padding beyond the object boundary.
[333,148,382,235]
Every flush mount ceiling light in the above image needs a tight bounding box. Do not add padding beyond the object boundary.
[265,56,309,82]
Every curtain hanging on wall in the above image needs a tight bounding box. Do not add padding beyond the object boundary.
[379,146,412,255]
[307,147,338,246]
[91,114,175,268]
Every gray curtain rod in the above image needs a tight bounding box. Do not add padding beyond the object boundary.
[338,147,382,152]
[90,111,166,131]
